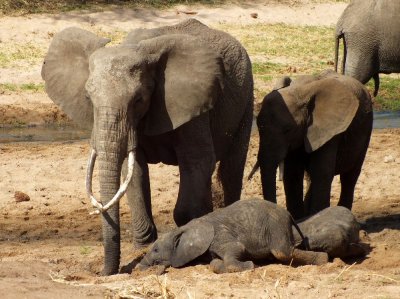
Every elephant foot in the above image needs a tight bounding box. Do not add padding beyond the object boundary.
[210,258,254,274]
[101,266,119,276]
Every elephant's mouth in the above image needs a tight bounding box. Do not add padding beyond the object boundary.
[85,148,135,214]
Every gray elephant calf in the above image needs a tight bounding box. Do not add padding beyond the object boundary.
[293,206,367,258]
[253,70,373,220]
[137,199,328,273]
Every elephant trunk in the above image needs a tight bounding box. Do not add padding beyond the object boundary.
[260,165,277,203]
[87,107,135,275]
[98,147,123,275]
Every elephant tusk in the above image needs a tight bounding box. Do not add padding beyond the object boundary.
[86,149,104,212]
[86,149,135,215]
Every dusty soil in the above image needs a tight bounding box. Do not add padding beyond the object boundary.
[1,1,400,298]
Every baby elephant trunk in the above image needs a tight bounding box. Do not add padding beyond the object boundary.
[135,260,167,275]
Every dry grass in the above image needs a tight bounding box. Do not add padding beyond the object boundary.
[0,43,44,68]
[49,271,177,298]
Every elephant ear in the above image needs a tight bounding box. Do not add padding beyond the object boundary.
[137,34,224,135]
[170,219,214,268]
[298,78,359,152]
[41,27,110,128]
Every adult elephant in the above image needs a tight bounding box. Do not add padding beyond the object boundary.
[252,70,372,220]
[334,0,400,96]
[41,19,254,275]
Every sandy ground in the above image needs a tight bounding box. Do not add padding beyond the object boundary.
[1,1,400,298]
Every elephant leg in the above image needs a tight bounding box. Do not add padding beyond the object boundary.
[337,159,364,210]
[174,114,216,226]
[210,240,253,273]
[218,102,253,206]
[291,248,329,266]
[305,139,339,216]
[344,34,377,85]
[283,151,305,220]
[123,148,157,248]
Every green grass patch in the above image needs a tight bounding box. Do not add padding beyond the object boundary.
[217,23,337,103]
[79,245,92,255]
[252,61,288,76]
[368,77,400,111]
[93,28,128,45]
[218,23,335,72]
[0,83,45,93]
[0,43,44,67]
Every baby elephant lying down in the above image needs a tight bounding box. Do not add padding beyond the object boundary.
[137,199,328,273]
[293,206,367,258]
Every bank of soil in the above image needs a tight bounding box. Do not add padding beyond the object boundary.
[1,1,399,298]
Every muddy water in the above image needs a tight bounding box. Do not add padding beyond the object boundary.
[0,125,90,143]
[0,111,399,143]
[251,111,400,133]
[373,111,400,129]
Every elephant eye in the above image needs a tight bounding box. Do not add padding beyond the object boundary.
[153,247,159,253]
[132,94,143,105]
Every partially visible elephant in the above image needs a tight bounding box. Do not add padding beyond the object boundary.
[41,19,254,275]
[293,206,368,258]
[254,70,373,220]
[335,0,400,96]
[137,199,328,273]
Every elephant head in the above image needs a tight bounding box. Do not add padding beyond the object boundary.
[41,27,223,275]
[137,219,214,270]
[256,75,359,203]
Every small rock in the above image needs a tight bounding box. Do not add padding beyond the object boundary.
[14,191,30,202]
[384,155,395,163]
[250,13,258,19]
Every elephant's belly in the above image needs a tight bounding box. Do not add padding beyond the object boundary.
[138,133,178,165]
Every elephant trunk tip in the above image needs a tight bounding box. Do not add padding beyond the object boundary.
[135,262,149,271]
[247,160,260,181]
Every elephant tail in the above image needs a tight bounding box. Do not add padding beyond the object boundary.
[291,217,310,251]
[247,160,259,181]
[334,32,345,74]
[373,73,380,97]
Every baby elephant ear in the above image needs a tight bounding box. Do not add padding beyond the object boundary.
[171,220,214,268]
[41,27,110,128]
[301,78,360,152]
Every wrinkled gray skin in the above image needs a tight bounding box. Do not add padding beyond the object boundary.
[293,206,367,258]
[137,199,329,273]
[41,19,253,275]
[256,70,373,220]
[335,0,400,96]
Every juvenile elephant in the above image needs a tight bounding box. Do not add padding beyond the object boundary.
[335,0,400,96]
[253,70,373,220]
[293,206,367,258]
[41,19,254,275]
[137,199,329,273]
